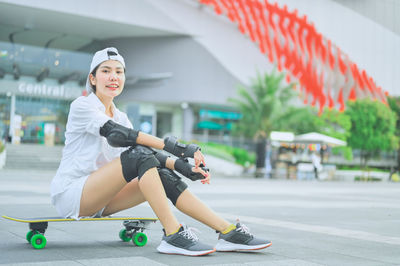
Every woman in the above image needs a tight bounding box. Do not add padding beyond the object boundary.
[51,47,271,256]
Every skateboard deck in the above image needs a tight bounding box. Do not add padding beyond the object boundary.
[2,215,158,249]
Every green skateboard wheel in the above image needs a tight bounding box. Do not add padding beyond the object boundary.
[31,234,47,249]
[26,231,34,243]
[119,229,132,242]
[133,232,147,247]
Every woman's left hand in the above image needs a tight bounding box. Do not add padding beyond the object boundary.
[194,150,206,169]
[201,170,211,184]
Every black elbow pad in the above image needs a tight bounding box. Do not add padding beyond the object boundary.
[100,120,139,147]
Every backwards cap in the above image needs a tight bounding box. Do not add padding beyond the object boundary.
[85,47,126,93]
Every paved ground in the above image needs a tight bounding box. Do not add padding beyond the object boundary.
[1,169,399,265]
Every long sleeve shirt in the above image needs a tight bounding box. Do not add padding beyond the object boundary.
[51,93,132,199]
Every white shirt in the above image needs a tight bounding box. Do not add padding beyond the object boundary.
[51,93,132,198]
[311,153,322,171]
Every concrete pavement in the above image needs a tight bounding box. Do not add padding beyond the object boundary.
[1,169,399,265]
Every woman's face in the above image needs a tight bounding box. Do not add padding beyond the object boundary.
[90,60,125,99]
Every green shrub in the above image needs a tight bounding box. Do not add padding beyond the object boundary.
[337,165,388,173]
[354,176,382,182]
[200,144,235,163]
[342,147,353,161]
[337,165,360,170]
[0,140,5,153]
[332,146,353,161]
[196,141,255,166]
[231,147,255,166]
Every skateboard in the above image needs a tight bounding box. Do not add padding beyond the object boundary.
[2,215,158,249]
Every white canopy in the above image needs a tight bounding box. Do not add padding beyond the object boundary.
[270,131,295,142]
[294,132,347,147]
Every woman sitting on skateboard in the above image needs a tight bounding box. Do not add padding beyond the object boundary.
[51,47,271,256]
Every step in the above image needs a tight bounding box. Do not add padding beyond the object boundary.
[4,144,63,170]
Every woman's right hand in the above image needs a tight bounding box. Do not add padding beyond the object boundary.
[192,166,210,184]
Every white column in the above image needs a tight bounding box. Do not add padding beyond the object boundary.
[8,93,15,142]
[182,104,194,141]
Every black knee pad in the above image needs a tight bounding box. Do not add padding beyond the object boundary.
[158,168,188,206]
[120,145,160,183]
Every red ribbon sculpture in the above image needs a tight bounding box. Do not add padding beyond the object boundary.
[199,0,388,113]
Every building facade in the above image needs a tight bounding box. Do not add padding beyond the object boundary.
[0,0,399,145]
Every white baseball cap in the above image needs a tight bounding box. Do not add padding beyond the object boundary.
[85,47,126,93]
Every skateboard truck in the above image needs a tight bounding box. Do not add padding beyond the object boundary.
[119,220,151,246]
[123,220,148,232]
[29,222,48,234]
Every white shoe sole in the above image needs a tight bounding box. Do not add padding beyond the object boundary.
[157,240,216,256]
[215,239,272,252]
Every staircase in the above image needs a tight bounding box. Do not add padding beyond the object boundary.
[4,144,63,170]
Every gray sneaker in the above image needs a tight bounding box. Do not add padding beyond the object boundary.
[157,225,216,256]
[215,222,272,252]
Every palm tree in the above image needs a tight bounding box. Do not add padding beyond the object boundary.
[230,70,295,177]
[385,96,400,179]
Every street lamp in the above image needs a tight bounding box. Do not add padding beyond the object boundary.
[12,63,20,80]
[0,68,5,79]
[36,67,50,82]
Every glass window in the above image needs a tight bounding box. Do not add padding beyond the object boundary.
[0,94,11,141]
[15,96,70,144]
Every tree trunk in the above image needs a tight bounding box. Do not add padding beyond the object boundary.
[255,138,267,178]
[360,150,366,179]
[363,152,371,180]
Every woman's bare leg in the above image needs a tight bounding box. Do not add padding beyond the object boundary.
[79,158,127,216]
[79,158,180,235]
[101,178,146,216]
[176,189,231,232]
[102,179,230,232]
[139,167,180,235]
[101,174,230,230]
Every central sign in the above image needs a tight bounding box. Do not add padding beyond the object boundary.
[0,76,83,100]
[18,83,66,98]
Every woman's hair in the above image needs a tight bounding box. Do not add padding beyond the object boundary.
[89,65,100,93]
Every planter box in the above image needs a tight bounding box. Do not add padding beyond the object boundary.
[334,170,389,181]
